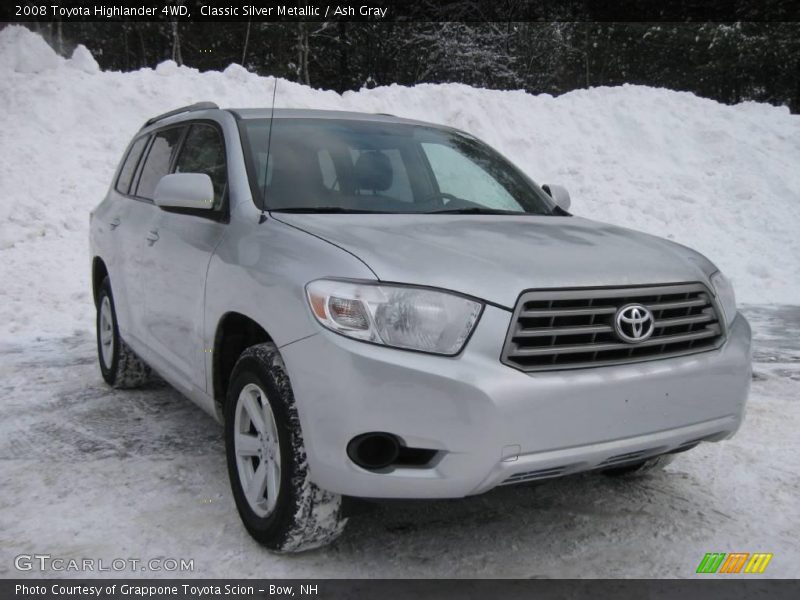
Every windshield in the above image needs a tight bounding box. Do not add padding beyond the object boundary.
[240,118,557,215]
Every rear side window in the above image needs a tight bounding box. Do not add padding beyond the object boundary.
[135,127,184,199]
[174,124,227,208]
[115,135,149,195]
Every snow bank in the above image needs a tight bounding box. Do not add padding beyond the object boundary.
[67,44,100,74]
[1,25,799,340]
[0,25,64,73]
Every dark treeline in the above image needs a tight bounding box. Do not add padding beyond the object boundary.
[21,20,800,112]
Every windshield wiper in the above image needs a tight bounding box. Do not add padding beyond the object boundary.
[270,206,539,215]
[426,207,526,215]
[269,207,390,214]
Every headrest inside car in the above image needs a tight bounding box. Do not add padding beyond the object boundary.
[354,151,393,192]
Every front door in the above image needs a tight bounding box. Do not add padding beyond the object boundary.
[140,122,229,388]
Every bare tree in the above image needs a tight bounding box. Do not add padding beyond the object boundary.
[171,21,183,65]
[56,19,64,55]
[241,20,252,66]
[295,23,310,85]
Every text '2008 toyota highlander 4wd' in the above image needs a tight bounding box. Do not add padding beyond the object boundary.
[90,102,751,552]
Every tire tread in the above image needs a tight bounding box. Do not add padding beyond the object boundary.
[227,342,347,553]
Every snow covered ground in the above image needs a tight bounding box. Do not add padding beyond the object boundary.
[0,305,798,578]
[0,26,799,578]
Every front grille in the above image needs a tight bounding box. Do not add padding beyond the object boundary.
[501,283,725,372]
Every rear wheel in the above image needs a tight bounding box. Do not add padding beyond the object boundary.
[224,343,347,553]
[96,277,150,389]
[602,454,675,478]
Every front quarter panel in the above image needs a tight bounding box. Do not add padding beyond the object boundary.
[203,213,377,392]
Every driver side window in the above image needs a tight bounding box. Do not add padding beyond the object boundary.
[174,123,228,209]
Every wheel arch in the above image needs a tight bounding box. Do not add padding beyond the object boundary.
[92,256,109,307]
[212,311,274,415]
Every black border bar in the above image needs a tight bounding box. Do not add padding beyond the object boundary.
[3,0,800,23]
[3,579,800,600]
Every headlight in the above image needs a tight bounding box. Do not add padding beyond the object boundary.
[710,271,737,328]
[306,279,483,355]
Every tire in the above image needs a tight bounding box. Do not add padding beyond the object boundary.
[224,342,347,553]
[96,277,151,389]
[602,454,675,478]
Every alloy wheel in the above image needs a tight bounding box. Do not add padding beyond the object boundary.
[99,295,115,368]
[234,383,282,517]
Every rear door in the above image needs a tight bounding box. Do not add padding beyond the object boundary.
[140,121,229,389]
[95,133,150,341]
[121,126,186,349]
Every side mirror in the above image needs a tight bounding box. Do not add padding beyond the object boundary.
[542,184,571,211]
[154,173,215,210]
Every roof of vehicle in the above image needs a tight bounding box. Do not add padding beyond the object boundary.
[141,102,445,132]
[229,108,433,127]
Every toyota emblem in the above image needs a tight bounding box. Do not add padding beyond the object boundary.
[614,303,655,343]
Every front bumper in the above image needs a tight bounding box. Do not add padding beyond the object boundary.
[280,307,751,498]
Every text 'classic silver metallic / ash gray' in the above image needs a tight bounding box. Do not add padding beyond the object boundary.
[89,103,751,552]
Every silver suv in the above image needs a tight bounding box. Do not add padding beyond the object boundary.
[90,102,751,552]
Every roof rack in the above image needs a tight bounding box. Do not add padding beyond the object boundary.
[144,102,219,127]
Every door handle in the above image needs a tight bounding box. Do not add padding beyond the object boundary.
[109,218,121,230]
[146,230,160,246]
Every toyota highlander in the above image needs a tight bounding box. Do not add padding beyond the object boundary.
[89,103,751,552]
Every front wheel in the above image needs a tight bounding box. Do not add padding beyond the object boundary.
[224,343,347,553]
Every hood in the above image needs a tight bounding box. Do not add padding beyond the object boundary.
[273,214,714,308]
